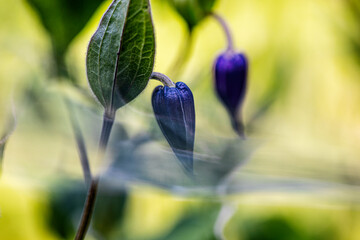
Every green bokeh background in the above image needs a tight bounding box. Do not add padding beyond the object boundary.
[1,0,360,239]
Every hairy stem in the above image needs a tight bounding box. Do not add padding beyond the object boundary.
[151,72,176,87]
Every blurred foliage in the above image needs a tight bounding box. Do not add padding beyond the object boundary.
[1,0,360,239]
[0,181,57,240]
[47,182,86,239]
[167,0,217,31]
[47,180,127,239]
[0,106,16,177]
[165,0,217,79]
[105,133,254,190]
[26,0,105,80]
[153,205,220,240]
[344,0,360,66]
[242,216,336,240]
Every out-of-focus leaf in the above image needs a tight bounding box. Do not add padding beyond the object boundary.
[198,139,252,182]
[47,180,127,239]
[244,217,305,240]
[104,136,256,194]
[23,80,51,123]
[344,0,360,66]
[154,206,220,240]
[26,0,105,78]
[0,106,17,177]
[241,216,337,240]
[92,181,127,238]
[168,0,217,30]
[87,0,155,111]
[47,182,87,239]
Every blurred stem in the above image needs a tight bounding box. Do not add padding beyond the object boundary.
[214,204,237,240]
[168,29,193,80]
[211,13,234,52]
[66,100,92,186]
[151,72,176,87]
[75,177,99,240]
[0,103,17,178]
[52,46,75,83]
[75,111,115,240]
[231,113,246,139]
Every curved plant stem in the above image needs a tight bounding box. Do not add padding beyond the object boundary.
[75,19,120,237]
[74,111,115,240]
[66,101,92,186]
[211,13,235,51]
[232,112,246,140]
[168,29,193,80]
[151,72,176,87]
[75,177,99,240]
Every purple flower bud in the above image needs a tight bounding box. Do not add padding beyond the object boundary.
[152,82,196,173]
[214,51,248,137]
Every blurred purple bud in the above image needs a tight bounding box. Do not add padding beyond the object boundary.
[214,51,248,137]
[152,82,196,173]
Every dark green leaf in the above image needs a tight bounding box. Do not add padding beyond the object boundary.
[47,182,86,239]
[168,0,217,30]
[26,0,105,78]
[92,181,127,237]
[154,206,220,240]
[241,216,338,240]
[47,180,127,239]
[87,0,156,110]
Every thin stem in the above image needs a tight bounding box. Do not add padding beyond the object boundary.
[99,111,116,150]
[150,72,176,87]
[211,13,235,51]
[66,101,92,186]
[75,177,99,240]
[74,32,118,239]
[74,112,115,240]
[167,29,193,80]
[232,113,246,140]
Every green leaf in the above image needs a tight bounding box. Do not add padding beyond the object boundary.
[168,0,217,30]
[92,182,127,237]
[154,206,220,240]
[47,180,127,239]
[87,0,156,111]
[26,0,105,78]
